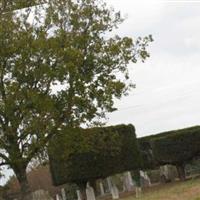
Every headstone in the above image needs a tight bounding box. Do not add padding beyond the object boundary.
[61,188,67,200]
[31,189,53,200]
[160,165,171,183]
[99,181,105,196]
[135,187,142,198]
[106,177,112,192]
[160,164,176,183]
[140,170,151,187]
[86,185,96,200]
[111,185,119,200]
[76,190,82,200]
[56,194,61,200]
[127,172,134,186]
[123,171,134,191]
[106,177,119,199]
[145,172,151,186]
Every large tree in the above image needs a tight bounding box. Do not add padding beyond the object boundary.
[0,0,152,199]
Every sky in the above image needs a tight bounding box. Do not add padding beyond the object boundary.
[106,0,200,137]
[1,0,200,185]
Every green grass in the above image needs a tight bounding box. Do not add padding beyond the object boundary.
[121,178,200,200]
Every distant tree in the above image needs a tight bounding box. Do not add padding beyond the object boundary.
[0,0,152,199]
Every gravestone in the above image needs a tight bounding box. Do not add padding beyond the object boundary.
[77,190,82,200]
[99,181,105,196]
[107,177,119,200]
[56,194,61,200]
[140,170,151,187]
[106,177,112,192]
[135,187,142,198]
[86,185,96,200]
[61,188,67,200]
[123,171,134,191]
[111,185,119,200]
[160,164,176,183]
[31,189,53,200]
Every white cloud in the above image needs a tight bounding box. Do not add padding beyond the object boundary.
[106,0,165,35]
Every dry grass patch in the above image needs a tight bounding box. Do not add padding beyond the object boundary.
[122,178,200,200]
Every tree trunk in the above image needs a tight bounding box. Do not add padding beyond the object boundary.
[176,164,186,181]
[14,167,32,200]
[78,182,87,200]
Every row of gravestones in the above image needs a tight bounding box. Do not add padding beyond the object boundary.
[11,171,147,200]
[55,170,151,200]
[10,166,177,200]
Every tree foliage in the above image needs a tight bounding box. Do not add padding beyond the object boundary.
[0,0,41,13]
[138,137,157,170]
[0,0,152,198]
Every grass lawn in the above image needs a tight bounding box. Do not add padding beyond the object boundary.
[122,177,200,200]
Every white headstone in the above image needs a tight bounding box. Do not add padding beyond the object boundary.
[31,189,53,200]
[140,170,145,177]
[144,171,151,186]
[61,188,67,200]
[106,177,112,192]
[86,186,96,200]
[99,181,105,196]
[124,171,134,191]
[127,172,134,186]
[111,185,119,200]
[77,190,82,200]
[140,170,151,187]
[56,194,61,200]
[135,187,142,198]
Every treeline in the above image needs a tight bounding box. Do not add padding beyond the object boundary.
[48,124,200,192]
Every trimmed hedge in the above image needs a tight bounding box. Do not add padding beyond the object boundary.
[139,126,200,180]
[138,137,157,170]
[48,124,141,186]
[151,126,200,166]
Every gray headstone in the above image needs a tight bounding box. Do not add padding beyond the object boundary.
[76,190,82,200]
[61,188,67,200]
[135,187,142,198]
[111,185,119,200]
[123,171,134,191]
[86,186,96,200]
[31,189,53,200]
[106,177,112,192]
[99,181,105,196]
[56,194,61,200]
[140,170,151,187]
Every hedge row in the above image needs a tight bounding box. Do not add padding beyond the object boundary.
[49,125,200,186]
[152,126,200,165]
[48,124,141,186]
[138,137,157,170]
[139,126,200,180]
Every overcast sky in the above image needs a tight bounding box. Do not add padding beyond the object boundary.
[1,0,200,185]
[106,0,200,137]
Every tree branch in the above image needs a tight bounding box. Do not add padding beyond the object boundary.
[0,152,10,165]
